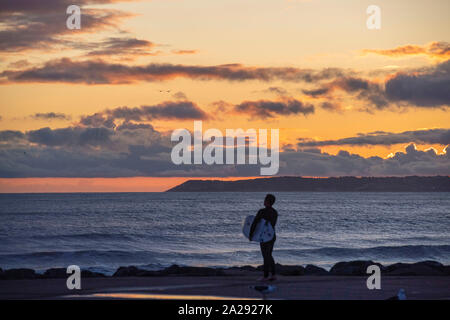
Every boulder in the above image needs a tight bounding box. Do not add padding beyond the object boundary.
[275,264,305,276]
[330,260,382,276]
[384,261,446,276]
[159,265,225,276]
[42,268,67,279]
[3,268,37,280]
[42,268,106,279]
[113,266,153,277]
[228,265,257,272]
[443,265,450,276]
[81,270,106,278]
[113,265,226,277]
[304,264,329,275]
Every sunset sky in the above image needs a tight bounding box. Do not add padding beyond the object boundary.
[0,0,449,192]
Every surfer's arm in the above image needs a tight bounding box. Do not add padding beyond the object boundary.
[249,210,263,240]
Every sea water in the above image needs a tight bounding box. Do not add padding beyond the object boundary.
[0,192,449,275]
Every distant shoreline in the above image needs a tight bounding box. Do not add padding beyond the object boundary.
[0,176,448,193]
[167,176,450,192]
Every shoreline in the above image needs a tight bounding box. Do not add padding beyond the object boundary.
[1,260,449,280]
[1,260,449,300]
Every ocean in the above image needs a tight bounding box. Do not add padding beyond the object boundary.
[0,192,449,275]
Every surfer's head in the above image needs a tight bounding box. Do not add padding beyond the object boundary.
[264,194,276,207]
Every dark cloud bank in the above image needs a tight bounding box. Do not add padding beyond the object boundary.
[298,129,450,147]
[235,99,314,119]
[303,60,450,110]
[0,59,346,84]
[0,122,448,177]
[0,0,132,52]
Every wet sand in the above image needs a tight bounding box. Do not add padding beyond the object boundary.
[1,275,449,300]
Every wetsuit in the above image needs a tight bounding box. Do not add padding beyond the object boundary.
[249,207,278,278]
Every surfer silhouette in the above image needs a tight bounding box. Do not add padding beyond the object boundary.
[249,194,278,281]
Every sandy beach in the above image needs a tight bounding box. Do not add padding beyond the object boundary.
[2,274,449,300]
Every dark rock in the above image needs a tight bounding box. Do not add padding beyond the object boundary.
[420,261,444,268]
[304,264,328,275]
[384,263,409,272]
[41,268,106,279]
[113,265,226,277]
[159,265,225,276]
[228,264,307,276]
[3,268,37,280]
[42,268,67,279]
[81,270,106,278]
[443,265,450,276]
[275,264,305,276]
[385,261,446,276]
[228,265,257,272]
[113,266,153,277]
[330,260,382,276]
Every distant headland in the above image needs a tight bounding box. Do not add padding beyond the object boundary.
[166,176,450,192]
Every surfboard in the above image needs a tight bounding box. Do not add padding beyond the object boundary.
[242,215,275,243]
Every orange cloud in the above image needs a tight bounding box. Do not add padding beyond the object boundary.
[83,37,161,61]
[0,58,346,84]
[362,42,450,60]
[172,50,199,55]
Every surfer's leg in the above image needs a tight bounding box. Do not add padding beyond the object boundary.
[260,241,270,278]
[268,239,276,276]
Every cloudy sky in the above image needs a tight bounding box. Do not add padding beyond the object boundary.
[0,0,449,192]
